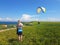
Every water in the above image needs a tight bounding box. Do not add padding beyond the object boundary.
[0,22,17,25]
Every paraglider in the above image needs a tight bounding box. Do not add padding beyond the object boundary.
[37,7,46,24]
[37,7,46,14]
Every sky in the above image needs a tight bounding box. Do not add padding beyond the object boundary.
[0,0,60,22]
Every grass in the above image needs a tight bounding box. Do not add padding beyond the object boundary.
[0,22,60,45]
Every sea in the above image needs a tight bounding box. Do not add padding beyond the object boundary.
[0,22,17,25]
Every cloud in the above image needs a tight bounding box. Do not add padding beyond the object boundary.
[0,14,60,22]
[47,17,60,22]
[39,17,60,22]
[0,18,2,20]
[20,14,32,22]
[22,14,31,20]
[5,17,12,21]
[0,17,17,22]
[20,14,42,22]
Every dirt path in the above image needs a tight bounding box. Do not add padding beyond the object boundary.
[0,28,16,32]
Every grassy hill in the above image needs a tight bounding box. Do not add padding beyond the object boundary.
[0,22,60,45]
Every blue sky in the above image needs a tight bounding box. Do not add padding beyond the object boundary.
[0,0,60,22]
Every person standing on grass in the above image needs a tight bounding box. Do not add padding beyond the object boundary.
[17,20,23,41]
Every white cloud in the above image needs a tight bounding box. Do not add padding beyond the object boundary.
[5,17,12,21]
[20,14,41,22]
[0,17,17,22]
[39,17,60,22]
[0,14,60,22]
[47,17,60,22]
[0,18,2,20]
[20,14,32,22]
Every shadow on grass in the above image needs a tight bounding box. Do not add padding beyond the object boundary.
[8,38,22,45]
[8,38,18,43]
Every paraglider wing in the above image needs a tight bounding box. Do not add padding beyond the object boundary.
[37,7,41,14]
[41,7,46,13]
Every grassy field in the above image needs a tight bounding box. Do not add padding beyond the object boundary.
[0,22,60,45]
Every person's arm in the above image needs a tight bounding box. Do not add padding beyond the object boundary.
[22,23,25,27]
[19,23,23,27]
[22,23,23,27]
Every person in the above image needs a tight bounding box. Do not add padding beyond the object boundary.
[17,20,23,41]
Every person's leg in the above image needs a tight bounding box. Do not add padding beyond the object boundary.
[20,35,22,41]
[18,35,21,41]
[18,32,22,41]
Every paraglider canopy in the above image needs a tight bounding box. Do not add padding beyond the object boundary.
[37,7,46,14]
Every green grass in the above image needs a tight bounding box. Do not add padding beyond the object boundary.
[0,22,60,45]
